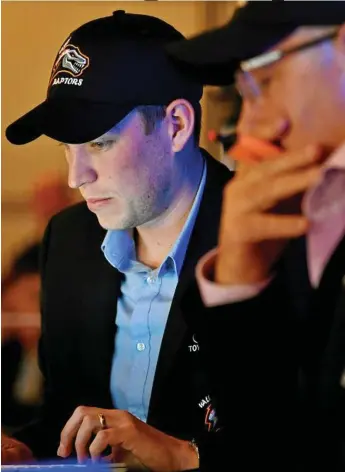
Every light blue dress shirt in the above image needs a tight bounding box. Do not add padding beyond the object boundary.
[101,162,207,422]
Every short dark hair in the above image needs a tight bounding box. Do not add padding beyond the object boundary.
[137,103,202,143]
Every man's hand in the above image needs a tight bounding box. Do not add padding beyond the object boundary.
[1,434,34,464]
[216,145,328,285]
[58,406,199,472]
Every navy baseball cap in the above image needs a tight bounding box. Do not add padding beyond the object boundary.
[6,10,203,145]
[166,2,345,86]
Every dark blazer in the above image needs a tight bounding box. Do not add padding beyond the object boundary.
[189,235,345,471]
[299,235,345,471]
[15,152,234,464]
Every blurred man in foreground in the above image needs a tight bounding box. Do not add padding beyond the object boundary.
[168,2,345,469]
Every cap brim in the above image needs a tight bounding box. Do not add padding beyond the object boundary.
[6,99,136,145]
[166,22,294,86]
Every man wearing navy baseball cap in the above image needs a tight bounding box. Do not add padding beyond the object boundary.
[6,10,202,145]
[3,9,236,471]
[169,2,345,470]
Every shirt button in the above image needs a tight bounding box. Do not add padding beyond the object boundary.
[136,342,146,351]
[146,275,156,284]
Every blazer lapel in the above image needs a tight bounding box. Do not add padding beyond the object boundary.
[148,154,231,420]
[76,221,123,407]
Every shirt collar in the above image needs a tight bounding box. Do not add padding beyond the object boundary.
[303,142,345,222]
[169,160,207,275]
[102,229,140,273]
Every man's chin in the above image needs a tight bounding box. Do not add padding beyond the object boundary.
[96,215,118,230]
[95,214,130,231]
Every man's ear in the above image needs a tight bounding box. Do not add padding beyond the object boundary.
[165,99,195,153]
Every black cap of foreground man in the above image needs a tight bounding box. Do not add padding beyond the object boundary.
[6,10,202,145]
[166,1,345,86]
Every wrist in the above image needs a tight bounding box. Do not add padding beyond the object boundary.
[216,245,271,285]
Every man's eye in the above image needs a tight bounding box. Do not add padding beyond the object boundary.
[89,140,114,151]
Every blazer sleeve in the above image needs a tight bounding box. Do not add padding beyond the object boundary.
[183,275,299,471]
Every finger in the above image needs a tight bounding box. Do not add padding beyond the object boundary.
[255,166,322,211]
[239,214,309,242]
[89,430,117,462]
[229,166,322,214]
[111,446,128,463]
[235,161,254,178]
[75,415,99,463]
[101,451,114,463]
[98,445,124,463]
[59,406,96,457]
[258,144,326,178]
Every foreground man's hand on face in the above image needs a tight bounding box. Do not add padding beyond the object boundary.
[58,406,199,471]
[216,145,329,285]
[1,433,34,464]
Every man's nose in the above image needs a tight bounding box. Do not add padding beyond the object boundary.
[67,146,97,189]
